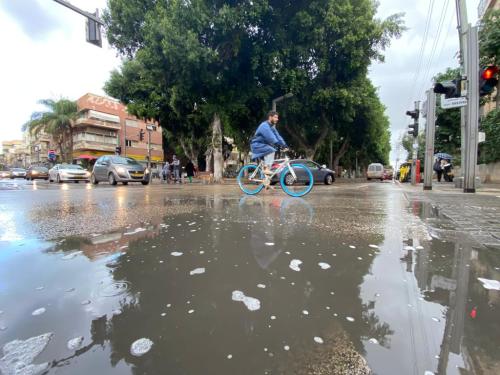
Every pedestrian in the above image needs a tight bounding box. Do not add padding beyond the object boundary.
[185,160,196,183]
[442,159,453,182]
[434,158,443,182]
[155,163,162,180]
[162,160,171,183]
[172,155,181,183]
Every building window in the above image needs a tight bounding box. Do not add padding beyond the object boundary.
[125,140,132,147]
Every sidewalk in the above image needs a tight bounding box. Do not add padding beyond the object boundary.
[396,180,500,248]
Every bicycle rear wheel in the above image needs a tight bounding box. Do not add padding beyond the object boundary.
[237,165,265,195]
[280,164,314,197]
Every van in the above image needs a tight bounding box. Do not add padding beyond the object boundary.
[367,163,384,180]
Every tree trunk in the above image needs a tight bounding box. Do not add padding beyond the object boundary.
[67,127,74,163]
[205,148,213,172]
[333,137,350,172]
[212,113,223,183]
[179,137,198,168]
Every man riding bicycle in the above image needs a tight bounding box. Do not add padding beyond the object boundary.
[250,111,288,177]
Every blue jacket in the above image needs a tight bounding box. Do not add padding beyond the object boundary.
[250,121,287,160]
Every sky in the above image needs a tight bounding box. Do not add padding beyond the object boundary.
[0,0,480,164]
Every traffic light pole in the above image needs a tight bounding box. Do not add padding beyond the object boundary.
[423,90,436,191]
[463,26,479,193]
[411,101,420,185]
[455,0,468,184]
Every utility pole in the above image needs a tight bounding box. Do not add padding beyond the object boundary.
[464,26,479,193]
[423,90,436,190]
[455,0,468,182]
[271,93,293,112]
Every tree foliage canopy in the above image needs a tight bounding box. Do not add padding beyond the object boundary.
[103,0,404,165]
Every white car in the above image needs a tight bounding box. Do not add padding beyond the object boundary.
[49,164,90,183]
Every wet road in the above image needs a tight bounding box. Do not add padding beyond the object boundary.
[0,179,499,374]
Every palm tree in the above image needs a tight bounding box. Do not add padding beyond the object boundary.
[23,99,78,163]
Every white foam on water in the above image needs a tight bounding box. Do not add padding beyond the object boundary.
[265,242,275,246]
[227,354,232,359]
[199,251,205,254]
[190,268,205,276]
[313,336,324,344]
[369,244,379,249]
[346,316,355,322]
[130,338,153,357]
[188,310,194,314]
[357,257,363,260]
[31,308,46,316]
[124,227,146,236]
[270,315,276,320]
[231,290,261,311]
[67,337,84,351]
[257,284,266,289]
[349,245,356,249]
[368,338,379,344]
[289,259,303,272]
[171,252,183,257]
[284,345,290,351]
[318,262,331,270]
[416,246,424,250]
[302,310,309,315]
[61,251,83,260]
[432,317,440,322]
[424,372,435,375]
[477,278,500,291]
[404,246,416,251]
[0,332,53,375]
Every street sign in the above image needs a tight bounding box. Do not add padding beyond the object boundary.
[478,132,485,143]
[440,95,467,109]
[48,149,56,161]
[146,124,157,131]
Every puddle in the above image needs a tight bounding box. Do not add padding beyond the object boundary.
[0,192,499,374]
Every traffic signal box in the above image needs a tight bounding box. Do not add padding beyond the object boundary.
[406,109,419,137]
[479,66,499,97]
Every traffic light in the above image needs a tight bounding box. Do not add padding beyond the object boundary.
[406,109,419,120]
[139,129,145,141]
[115,146,122,155]
[479,66,499,97]
[408,123,419,137]
[434,79,462,98]
[86,13,102,48]
[406,108,419,137]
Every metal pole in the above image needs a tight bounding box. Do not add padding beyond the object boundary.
[123,120,127,157]
[52,0,105,25]
[411,101,420,185]
[148,130,152,170]
[464,25,479,193]
[271,93,293,112]
[424,90,436,190]
[455,0,468,181]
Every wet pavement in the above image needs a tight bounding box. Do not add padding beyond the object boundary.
[0,179,500,374]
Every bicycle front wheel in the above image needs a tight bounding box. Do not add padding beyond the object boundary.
[237,165,265,195]
[280,164,314,197]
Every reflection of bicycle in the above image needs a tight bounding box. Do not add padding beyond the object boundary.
[237,155,313,197]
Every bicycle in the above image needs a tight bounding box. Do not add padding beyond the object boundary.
[237,153,314,197]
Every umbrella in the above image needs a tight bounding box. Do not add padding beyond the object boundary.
[434,152,453,160]
[76,154,97,160]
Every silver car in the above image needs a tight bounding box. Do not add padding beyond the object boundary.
[91,156,150,185]
[49,164,91,183]
[10,168,26,179]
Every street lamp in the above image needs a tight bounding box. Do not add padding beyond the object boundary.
[272,93,293,112]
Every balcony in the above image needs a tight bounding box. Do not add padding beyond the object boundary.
[75,117,121,130]
[73,140,116,152]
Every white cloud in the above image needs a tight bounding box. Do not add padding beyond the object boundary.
[0,0,121,149]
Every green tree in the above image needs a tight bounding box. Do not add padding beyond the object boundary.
[103,0,404,177]
[479,9,500,108]
[479,108,500,164]
[23,99,78,163]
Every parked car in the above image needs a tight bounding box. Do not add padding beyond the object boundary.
[49,164,90,183]
[91,156,150,185]
[383,168,393,180]
[26,166,49,180]
[271,159,335,185]
[367,163,384,181]
[10,168,27,179]
[1,169,12,179]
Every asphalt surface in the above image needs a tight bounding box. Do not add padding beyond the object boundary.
[0,178,499,375]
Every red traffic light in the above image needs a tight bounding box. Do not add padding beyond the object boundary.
[482,66,498,80]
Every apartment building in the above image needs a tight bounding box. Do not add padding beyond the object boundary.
[24,129,53,165]
[75,93,163,163]
[1,140,29,167]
